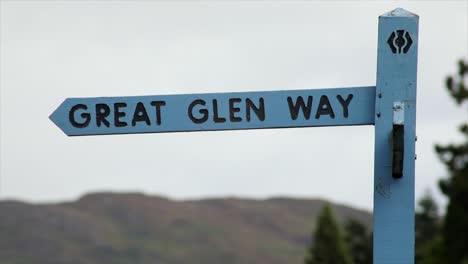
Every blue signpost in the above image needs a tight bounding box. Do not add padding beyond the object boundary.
[50,86,375,136]
[374,8,418,263]
[50,8,418,264]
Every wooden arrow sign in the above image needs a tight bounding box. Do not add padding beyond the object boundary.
[50,86,375,136]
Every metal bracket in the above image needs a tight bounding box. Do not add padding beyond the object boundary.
[393,101,405,125]
[392,101,405,178]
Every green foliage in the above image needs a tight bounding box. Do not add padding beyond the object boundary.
[435,59,468,263]
[415,191,441,263]
[344,219,372,264]
[304,205,353,264]
[445,60,468,104]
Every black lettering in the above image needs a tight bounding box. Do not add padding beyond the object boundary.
[96,103,111,127]
[188,99,208,124]
[212,99,226,123]
[150,101,166,125]
[336,94,353,118]
[229,98,242,122]
[287,96,313,120]
[315,95,335,119]
[114,102,127,127]
[246,98,265,121]
[132,102,151,126]
[69,104,90,128]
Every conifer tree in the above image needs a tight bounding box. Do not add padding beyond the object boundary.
[304,204,353,264]
[435,59,468,263]
[415,191,441,263]
[344,219,372,264]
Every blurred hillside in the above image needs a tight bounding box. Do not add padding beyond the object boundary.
[0,192,371,264]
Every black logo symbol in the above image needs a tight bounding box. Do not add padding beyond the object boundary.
[387,30,413,54]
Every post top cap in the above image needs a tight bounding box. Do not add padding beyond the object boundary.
[381,8,418,18]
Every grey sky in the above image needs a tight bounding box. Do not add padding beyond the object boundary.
[1,1,467,211]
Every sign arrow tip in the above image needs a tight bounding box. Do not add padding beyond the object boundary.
[49,101,71,136]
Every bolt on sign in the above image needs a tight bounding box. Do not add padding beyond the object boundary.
[50,8,419,264]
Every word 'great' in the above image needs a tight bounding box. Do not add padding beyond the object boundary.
[68,94,354,128]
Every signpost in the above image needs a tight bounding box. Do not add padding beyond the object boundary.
[50,8,418,264]
[374,8,418,264]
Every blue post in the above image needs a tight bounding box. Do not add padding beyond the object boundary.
[374,8,418,264]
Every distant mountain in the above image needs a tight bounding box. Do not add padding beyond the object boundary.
[0,192,371,264]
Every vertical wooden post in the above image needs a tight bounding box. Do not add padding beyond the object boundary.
[374,8,419,264]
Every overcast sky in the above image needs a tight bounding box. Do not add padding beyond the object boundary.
[1,1,467,211]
